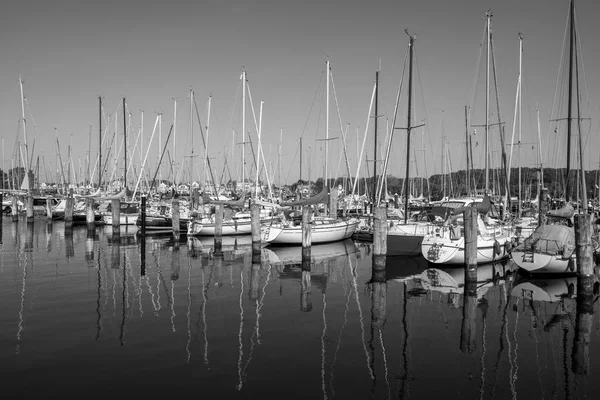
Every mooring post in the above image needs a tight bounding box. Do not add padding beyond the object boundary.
[329,186,338,218]
[12,195,18,222]
[370,264,387,329]
[302,205,312,263]
[86,198,95,229]
[26,195,34,223]
[214,204,223,255]
[251,203,261,255]
[538,188,548,227]
[140,195,147,237]
[172,199,180,238]
[373,205,388,271]
[46,196,53,220]
[111,198,121,229]
[464,206,478,295]
[65,196,74,229]
[575,214,594,277]
[0,193,3,225]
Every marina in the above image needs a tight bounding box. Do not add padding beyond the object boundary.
[3,0,600,397]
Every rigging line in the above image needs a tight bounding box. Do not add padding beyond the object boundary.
[546,1,572,168]
[379,42,410,202]
[414,49,434,179]
[490,36,510,199]
[467,19,487,124]
[329,72,354,189]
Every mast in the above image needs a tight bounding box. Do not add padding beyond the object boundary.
[404,33,414,224]
[518,32,523,218]
[98,96,102,189]
[325,60,330,189]
[565,0,574,202]
[242,70,246,193]
[372,69,379,206]
[123,98,127,190]
[19,75,30,192]
[573,1,586,212]
[465,106,470,196]
[485,11,492,195]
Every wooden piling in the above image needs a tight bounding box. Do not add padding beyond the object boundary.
[46,197,53,220]
[26,195,34,223]
[111,198,121,229]
[572,272,594,375]
[463,206,478,296]
[140,195,147,237]
[302,205,312,250]
[575,213,594,276]
[172,199,180,237]
[251,203,261,255]
[11,195,18,222]
[373,206,388,270]
[538,188,548,227]
[0,193,3,224]
[214,204,223,255]
[329,186,338,218]
[65,197,74,229]
[86,198,95,229]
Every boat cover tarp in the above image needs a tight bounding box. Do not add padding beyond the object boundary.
[281,187,329,207]
[208,194,246,209]
[547,203,575,219]
[526,224,575,257]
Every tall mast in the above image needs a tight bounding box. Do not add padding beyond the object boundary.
[19,75,30,191]
[325,60,330,189]
[98,96,102,189]
[465,106,470,196]
[565,0,574,203]
[518,32,523,218]
[173,98,176,186]
[123,97,127,190]
[485,11,492,195]
[372,70,379,206]
[242,70,246,191]
[404,33,414,224]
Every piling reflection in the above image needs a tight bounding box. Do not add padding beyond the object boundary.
[4,221,600,398]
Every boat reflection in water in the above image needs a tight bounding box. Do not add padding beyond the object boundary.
[4,219,600,398]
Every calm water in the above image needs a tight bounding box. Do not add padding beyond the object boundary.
[1,218,600,399]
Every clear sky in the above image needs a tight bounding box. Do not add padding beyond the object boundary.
[1,0,599,188]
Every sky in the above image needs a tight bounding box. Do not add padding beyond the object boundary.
[1,0,599,188]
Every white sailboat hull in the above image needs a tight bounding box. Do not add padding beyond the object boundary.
[421,234,511,265]
[262,218,359,245]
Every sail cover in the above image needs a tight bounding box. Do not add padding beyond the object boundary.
[281,187,329,207]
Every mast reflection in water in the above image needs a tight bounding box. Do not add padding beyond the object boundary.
[1,221,600,398]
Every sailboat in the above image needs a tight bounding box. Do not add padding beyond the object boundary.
[511,0,599,274]
[261,61,359,245]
